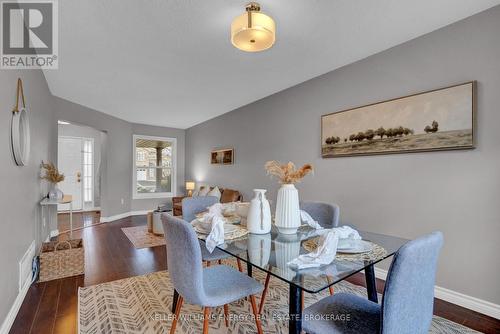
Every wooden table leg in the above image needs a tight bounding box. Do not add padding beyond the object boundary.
[289,284,302,334]
[171,289,179,313]
[365,264,378,303]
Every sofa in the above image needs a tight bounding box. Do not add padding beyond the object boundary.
[172,186,243,216]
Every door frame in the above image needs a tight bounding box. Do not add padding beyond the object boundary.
[57,135,95,212]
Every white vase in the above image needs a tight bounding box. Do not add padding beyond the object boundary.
[274,183,301,234]
[48,184,63,200]
[247,189,272,234]
[247,233,272,267]
[275,234,301,280]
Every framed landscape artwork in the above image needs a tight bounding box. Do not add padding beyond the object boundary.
[211,148,234,165]
[321,82,475,158]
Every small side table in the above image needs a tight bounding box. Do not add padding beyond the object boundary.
[40,195,74,239]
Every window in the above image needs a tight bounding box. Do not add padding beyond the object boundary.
[133,135,176,198]
[82,139,93,203]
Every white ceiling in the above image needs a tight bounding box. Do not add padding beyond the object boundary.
[44,0,500,129]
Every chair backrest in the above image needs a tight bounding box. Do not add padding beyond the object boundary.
[161,214,206,305]
[299,201,340,228]
[381,231,443,334]
[182,196,219,222]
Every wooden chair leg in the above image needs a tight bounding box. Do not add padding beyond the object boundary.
[258,273,271,314]
[236,258,243,272]
[301,292,304,311]
[206,261,211,267]
[218,259,222,265]
[327,276,334,295]
[223,304,229,327]
[249,295,263,334]
[170,296,184,334]
[203,307,211,334]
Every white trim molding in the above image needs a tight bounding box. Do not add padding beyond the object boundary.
[372,267,500,319]
[132,134,177,200]
[0,241,35,334]
[99,210,151,223]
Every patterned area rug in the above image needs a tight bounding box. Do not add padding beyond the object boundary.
[78,263,479,334]
[121,226,165,249]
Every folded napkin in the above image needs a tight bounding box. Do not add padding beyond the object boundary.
[288,230,339,270]
[333,226,361,240]
[300,210,323,229]
[203,203,226,253]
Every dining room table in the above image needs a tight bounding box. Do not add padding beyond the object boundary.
[172,216,409,334]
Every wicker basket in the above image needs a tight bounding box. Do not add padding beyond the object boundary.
[39,239,84,282]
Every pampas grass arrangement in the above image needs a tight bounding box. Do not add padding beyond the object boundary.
[265,160,314,184]
[41,161,65,184]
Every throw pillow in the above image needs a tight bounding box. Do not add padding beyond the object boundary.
[207,186,222,201]
[198,186,210,196]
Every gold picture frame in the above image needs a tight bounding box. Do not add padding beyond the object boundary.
[321,81,476,158]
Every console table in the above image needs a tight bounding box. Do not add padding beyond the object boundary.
[40,195,74,240]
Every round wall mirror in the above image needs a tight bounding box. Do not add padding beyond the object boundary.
[11,107,30,166]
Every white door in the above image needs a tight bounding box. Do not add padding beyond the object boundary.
[58,137,83,211]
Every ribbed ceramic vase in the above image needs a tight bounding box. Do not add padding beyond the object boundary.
[275,234,301,280]
[274,183,301,234]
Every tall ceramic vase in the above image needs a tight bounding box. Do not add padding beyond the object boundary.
[247,189,272,234]
[274,184,301,234]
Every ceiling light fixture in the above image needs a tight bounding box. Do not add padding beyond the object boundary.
[231,2,275,52]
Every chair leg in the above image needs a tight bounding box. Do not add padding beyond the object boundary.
[203,307,211,334]
[301,292,304,311]
[258,273,271,314]
[236,258,243,272]
[206,261,211,267]
[326,276,334,295]
[170,296,183,334]
[218,259,222,265]
[249,295,263,334]
[223,304,229,327]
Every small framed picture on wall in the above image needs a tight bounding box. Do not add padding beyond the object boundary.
[211,148,234,165]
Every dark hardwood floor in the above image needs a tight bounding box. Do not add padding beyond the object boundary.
[10,215,500,334]
[57,211,102,234]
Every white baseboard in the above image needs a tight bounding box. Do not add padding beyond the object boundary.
[372,267,500,319]
[99,210,150,223]
[0,242,35,334]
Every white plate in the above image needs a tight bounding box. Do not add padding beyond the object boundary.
[337,240,373,254]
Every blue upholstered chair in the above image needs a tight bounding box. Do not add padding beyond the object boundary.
[300,201,340,229]
[182,196,241,268]
[302,231,444,334]
[162,214,263,334]
[259,202,340,314]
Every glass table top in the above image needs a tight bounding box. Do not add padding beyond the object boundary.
[198,225,408,294]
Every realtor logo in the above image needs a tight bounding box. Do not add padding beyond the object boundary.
[1,0,58,69]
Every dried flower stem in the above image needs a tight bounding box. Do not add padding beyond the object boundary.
[41,161,65,184]
[265,160,313,184]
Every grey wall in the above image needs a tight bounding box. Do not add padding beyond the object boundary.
[186,7,500,304]
[54,97,186,217]
[54,97,133,217]
[58,123,104,207]
[0,71,56,325]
